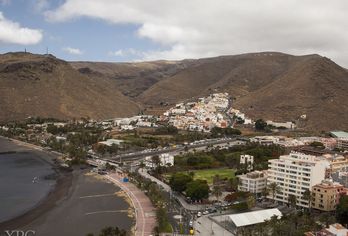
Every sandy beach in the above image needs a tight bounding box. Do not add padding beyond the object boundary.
[0,137,134,236]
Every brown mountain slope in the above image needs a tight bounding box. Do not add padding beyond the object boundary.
[135,52,348,130]
[2,52,347,130]
[71,60,194,98]
[0,52,140,121]
[234,56,348,130]
[137,52,314,104]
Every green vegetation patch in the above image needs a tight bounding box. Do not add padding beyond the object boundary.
[187,168,235,184]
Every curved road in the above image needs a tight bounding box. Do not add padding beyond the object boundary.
[106,173,156,236]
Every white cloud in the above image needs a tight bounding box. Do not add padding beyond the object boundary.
[109,49,124,57]
[63,47,83,55]
[108,48,143,57]
[46,0,348,66]
[0,12,43,45]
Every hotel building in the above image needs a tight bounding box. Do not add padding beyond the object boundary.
[267,152,330,207]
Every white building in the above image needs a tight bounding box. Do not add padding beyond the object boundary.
[240,154,254,171]
[250,136,279,145]
[228,208,282,235]
[266,120,296,129]
[120,125,135,130]
[267,151,330,208]
[136,121,153,127]
[98,139,124,146]
[238,170,267,194]
[324,223,348,236]
[145,153,174,168]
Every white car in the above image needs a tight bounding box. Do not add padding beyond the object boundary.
[197,212,202,217]
[189,220,193,227]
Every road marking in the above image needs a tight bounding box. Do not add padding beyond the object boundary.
[85,210,128,215]
[79,193,116,199]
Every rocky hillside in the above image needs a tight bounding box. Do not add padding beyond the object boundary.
[71,60,195,98]
[1,52,347,131]
[73,52,348,130]
[0,52,140,121]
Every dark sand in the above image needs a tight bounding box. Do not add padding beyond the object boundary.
[0,137,133,236]
[21,170,134,236]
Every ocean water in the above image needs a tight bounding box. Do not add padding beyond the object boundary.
[0,147,55,223]
[0,138,134,235]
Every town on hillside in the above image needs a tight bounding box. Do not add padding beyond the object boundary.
[1,93,348,236]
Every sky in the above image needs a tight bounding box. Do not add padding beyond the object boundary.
[0,0,348,66]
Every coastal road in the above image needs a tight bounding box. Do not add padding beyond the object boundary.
[138,168,209,211]
[106,173,156,236]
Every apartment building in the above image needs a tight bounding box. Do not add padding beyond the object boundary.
[267,152,330,208]
[238,170,267,195]
[324,154,348,177]
[311,179,346,211]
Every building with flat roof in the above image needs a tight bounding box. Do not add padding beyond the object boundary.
[267,152,330,208]
[238,170,267,195]
[332,169,348,188]
[330,131,348,139]
[323,154,348,177]
[228,208,282,234]
[305,223,348,236]
[98,139,124,146]
[311,179,347,211]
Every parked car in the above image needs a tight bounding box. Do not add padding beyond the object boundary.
[197,212,202,217]
[209,208,217,213]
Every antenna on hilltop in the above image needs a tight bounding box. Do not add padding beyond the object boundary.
[46,47,49,55]
[24,48,27,53]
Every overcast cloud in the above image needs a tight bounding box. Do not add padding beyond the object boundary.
[45,0,348,65]
[0,12,42,45]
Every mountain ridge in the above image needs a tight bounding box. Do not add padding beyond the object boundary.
[0,52,140,121]
[1,51,347,131]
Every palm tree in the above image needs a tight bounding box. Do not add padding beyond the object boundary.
[213,174,221,186]
[188,171,195,180]
[302,189,312,213]
[151,155,161,168]
[261,187,270,200]
[288,194,297,208]
[212,185,223,202]
[227,177,239,192]
[268,182,281,203]
[247,195,256,209]
[139,161,145,170]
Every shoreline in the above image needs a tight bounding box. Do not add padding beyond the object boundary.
[0,170,72,231]
[0,137,134,235]
[0,136,72,232]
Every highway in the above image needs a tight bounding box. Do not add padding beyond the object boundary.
[103,137,241,163]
